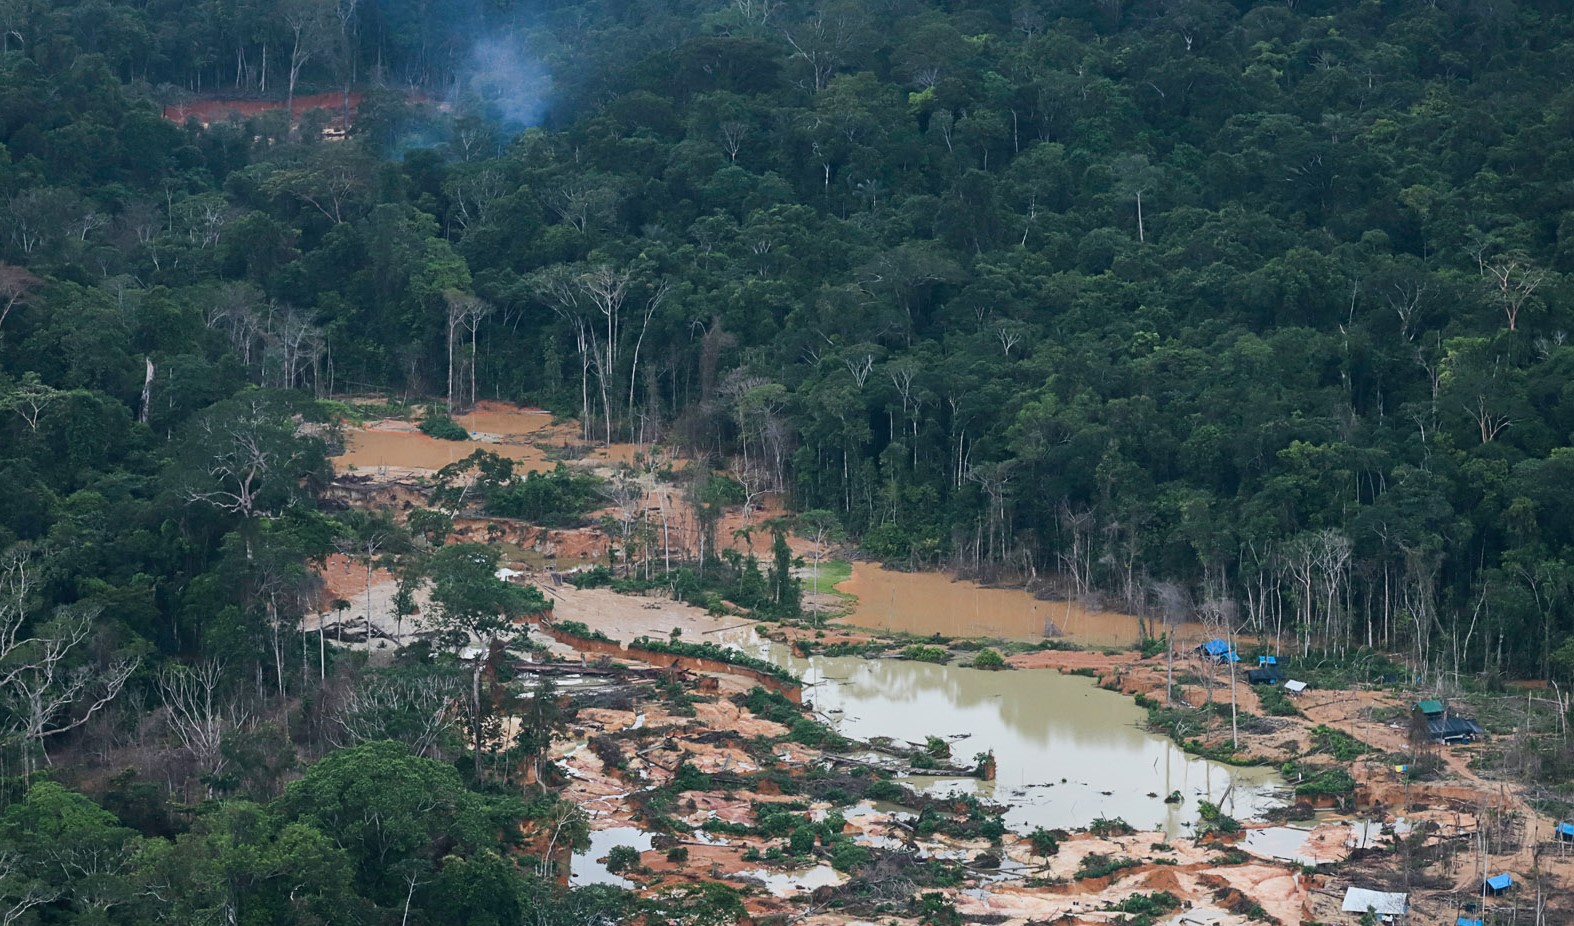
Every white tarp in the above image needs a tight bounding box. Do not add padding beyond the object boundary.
[1284,679,1309,693]
[1342,887,1407,917]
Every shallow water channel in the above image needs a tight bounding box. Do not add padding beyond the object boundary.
[746,638,1285,836]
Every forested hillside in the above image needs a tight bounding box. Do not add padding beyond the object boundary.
[5,0,1574,708]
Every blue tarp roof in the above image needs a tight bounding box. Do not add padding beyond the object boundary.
[1486,873,1513,890]
[1457,918,1484,926]
[1558,822,1574,837]
[1199,639,1231,655]
[1259,655,1278,665]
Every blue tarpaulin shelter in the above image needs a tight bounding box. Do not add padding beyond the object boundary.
[1196,639,1239,663]
[1457,918,1484,926]
[1258,655,1278,666]
[1485,873,1513,894]
[1556,821,1574,841]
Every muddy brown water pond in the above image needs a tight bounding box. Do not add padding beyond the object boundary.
[835,563,1211,647]
[744,637,1285,836]
[332,403,640,474]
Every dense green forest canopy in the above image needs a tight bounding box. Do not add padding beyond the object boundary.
[4,0,1574,799]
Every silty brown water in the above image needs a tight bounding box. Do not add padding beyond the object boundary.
[750,639,1284,835]
[835,563,1209,647]
[332,403,640,473]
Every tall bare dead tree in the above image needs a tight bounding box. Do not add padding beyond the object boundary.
[158,661,248,796]
[1485,254,1546,333]
[282,0,333,123]
[443,291,492,412]
[1,585,138,779]
[333,673,458,759]
[0,262,40,338]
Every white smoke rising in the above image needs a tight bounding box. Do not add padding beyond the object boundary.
[456,33,552,129]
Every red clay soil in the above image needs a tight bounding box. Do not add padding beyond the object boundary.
[162,91,364,127]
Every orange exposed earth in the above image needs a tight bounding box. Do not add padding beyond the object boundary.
[315,400,1574,925]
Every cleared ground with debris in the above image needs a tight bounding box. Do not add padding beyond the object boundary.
[321,402,1574,925]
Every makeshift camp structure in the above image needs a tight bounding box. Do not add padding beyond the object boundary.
[1257,655,1278,667]
[1429,716,1485,744]
[1284,679,1309,694]
[1246,665,1283,685]
[1341,887,1408,922]
[1196,639,1239,663]
[1456,918,1484,926]
[1484,873,1513,895]
[1556,821,1574,842]
[1416,699,1445,717]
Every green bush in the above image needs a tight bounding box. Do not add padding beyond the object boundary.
[670,762,712,792]
[830,841,871,872]
[633,637,799,684]
[1026,827,1061,856]
[487,464,604,525]
[666,846,689,864]
[973,647,1007,670]
[787,826,817,855]
[1075,853,1139,880]
[1256,684,1300,717]
[605,845,641,874]
[1310,725,1371,761]
[1087,816,1134,837]
[418,412,470,441]
[1284,762,1359,800]
[568,566,614,589]
[901,644,949,663]
[552,619,614,642]
[1197,800,1242,835]
[1115,891,1182,915]
[864,779,905,802]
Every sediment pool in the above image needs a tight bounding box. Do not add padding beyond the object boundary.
[834,563,1210,647]
[749,638,1285,835]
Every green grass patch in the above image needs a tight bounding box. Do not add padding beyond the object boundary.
[807,559,854,598]
[552,620,615,644]
[1255,684,1301,717]
[633,637,799,685]
[1284,761,1357,798]
[1076,853,1139,880]
[1309,725,1371,761]
[317,398,411,425]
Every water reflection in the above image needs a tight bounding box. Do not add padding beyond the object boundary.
[570,826,653,889]
[751,640,1284,835]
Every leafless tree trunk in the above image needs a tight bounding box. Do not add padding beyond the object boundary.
[0,262,41,339]
[333,674,457,758]
[283,0,331,126]
[158,661,247,795]
[0,594,138,779]
[627,279,670,444]
[444,292,492,413]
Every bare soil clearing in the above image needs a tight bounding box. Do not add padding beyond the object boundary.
[312,402,1574,924]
